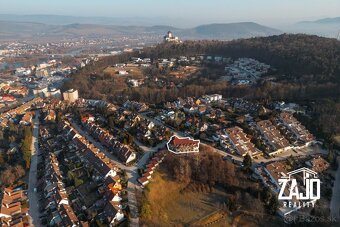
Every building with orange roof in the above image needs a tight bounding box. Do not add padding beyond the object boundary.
[167,135,200,154]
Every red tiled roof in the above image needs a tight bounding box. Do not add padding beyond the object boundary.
[171,136,199,146]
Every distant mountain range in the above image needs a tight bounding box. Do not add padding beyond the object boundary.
[290,17,340,38]
[0,14,183,26]
[181,22,281,39]
[299,17,340,24]
[0,20,281,40]
[0,14,339,40]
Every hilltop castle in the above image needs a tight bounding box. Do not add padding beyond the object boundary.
[164,31,181,43]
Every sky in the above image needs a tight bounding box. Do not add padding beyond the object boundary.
[0,0,339,27]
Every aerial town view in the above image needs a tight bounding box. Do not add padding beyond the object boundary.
[0,0,340,227]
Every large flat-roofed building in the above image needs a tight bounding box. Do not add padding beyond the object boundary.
[257,120,291,155]
[224,126,259,157]
[63,89,79,103]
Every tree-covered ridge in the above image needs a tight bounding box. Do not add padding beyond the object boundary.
[64,34,340,104]
[141,34,340,82]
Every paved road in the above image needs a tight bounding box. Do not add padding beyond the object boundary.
[28,111,41,227]
[69,120,140,227]
[135,140,166,168]
[330,156,340,220]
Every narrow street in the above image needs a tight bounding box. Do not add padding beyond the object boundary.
[28,111,41,227]
[330,156,340,220]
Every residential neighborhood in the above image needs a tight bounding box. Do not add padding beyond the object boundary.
[0,67,339,227]
[0,0,339,226]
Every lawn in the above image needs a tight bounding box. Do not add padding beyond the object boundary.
[140,171,231,226]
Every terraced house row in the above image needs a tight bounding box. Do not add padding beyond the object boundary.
[222,126,260,157]
[60,120,119,180]
[138,151,166,186]
[82,119,136,165]
[43,153,80,226]
[0,187,28,227]
[257,120,291,155]
[279,112,315,145]
[59,120,126,225]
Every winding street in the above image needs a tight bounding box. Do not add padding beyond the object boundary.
[28,111,41,227]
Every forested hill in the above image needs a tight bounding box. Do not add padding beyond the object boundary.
[140,34,340,83]
[86,34,340,83]
[65,34,340,100]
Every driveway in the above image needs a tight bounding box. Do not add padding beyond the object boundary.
[28,111,41,227]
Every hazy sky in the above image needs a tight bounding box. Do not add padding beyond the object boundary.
[0,0,339,26]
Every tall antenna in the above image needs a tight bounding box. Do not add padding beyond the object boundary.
[337,30,340,40]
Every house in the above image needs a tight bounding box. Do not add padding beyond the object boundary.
[138,177,149,186]
[19,112,33,125]
[305,156,330,173]
[55,189,69,206]
[105,175,122,192]
[59,204,79,227]
[183,104,197,114]
[0,188,28,226]
[0,95,16,103]
[167,136,200,154]
[103,201,125,225]
[118,147,136,164]
[142,172,152,180]
[198,105,207,114]
[83,148,118,179]
[44,110,56,122]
